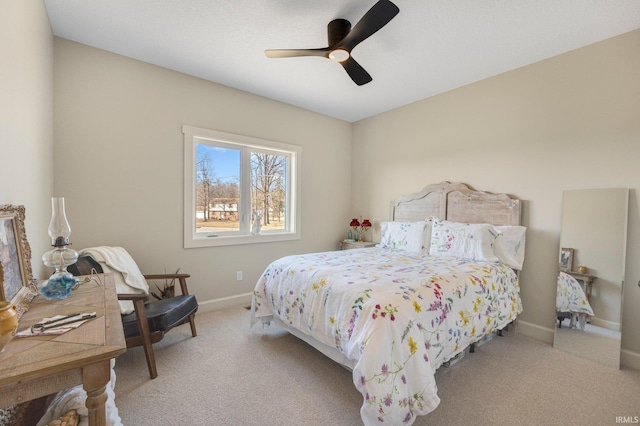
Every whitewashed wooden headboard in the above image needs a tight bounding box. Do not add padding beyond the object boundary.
[391,181,521,226]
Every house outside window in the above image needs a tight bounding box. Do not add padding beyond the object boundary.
[183,125,301,248]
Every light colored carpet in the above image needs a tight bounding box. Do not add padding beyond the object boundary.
[554,324,621,369]
[114,306,640,426]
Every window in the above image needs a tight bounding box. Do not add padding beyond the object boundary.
[183,125,301,247]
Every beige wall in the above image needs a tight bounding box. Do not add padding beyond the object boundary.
[0,0,53,280]
[351,29,640,368]
[53,38,352,308]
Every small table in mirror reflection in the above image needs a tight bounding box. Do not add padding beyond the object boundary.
[566,271,597,300]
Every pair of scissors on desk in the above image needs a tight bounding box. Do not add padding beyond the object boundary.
[30,313,97,333]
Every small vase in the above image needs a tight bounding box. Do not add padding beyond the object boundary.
[0,301,19,352]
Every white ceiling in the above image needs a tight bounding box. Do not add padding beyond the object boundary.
[44,0,640,123]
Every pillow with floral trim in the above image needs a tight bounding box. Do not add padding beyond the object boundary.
[429,219,500,262]
[378,221,429,252]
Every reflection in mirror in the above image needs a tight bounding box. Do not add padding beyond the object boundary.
[554,188,628,369]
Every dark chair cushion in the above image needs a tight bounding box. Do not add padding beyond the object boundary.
[68,256,104,276]
[121,294,198,337]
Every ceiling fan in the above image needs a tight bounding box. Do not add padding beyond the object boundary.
[264,0,400,86]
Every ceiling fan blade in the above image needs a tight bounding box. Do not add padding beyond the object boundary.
[265,48,330,59]
[339,0,399,52]
[340,57,372,86]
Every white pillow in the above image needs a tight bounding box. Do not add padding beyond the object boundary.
[494,225,527,270]
[378,221,430,252]
[429,219,499,262]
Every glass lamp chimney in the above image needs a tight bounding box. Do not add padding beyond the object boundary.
[48,197,72,247]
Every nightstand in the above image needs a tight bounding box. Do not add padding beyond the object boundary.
[566,271,597,300]
[340,240,377,250]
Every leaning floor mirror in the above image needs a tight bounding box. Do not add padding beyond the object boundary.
[554,188,629,369]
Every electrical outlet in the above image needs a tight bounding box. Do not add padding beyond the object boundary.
[236,271,243,281]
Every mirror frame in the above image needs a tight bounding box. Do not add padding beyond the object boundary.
[554,188,628,369]
[0,204,38,319]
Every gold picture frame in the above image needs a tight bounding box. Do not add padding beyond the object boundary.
[0,204,37,319]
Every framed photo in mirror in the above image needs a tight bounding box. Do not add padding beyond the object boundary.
[559,247,574,272]
[0,204,37,319]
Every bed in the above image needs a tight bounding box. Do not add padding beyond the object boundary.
[556,271,594,330]
[251,182,526,425]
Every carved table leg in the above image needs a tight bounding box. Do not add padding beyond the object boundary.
[82,360,110,426]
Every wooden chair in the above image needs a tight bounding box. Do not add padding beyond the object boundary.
[69,256,198,379]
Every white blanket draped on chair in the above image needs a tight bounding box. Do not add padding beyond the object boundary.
[78,246,149,315]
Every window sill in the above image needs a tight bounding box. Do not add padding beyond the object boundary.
[184,232,300,248]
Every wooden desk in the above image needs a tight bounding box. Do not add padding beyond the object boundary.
[0,274,125,426]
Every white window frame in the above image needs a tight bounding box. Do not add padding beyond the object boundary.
[183,125,301,248]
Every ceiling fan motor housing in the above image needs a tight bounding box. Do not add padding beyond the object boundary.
[328,19,351,47]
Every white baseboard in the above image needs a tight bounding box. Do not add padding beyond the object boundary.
[621,349,640,371]
[516,320,555,345]
[590,317,622,332]
[196,292,253,313]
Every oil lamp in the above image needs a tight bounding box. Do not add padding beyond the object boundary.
[40,197,79,299]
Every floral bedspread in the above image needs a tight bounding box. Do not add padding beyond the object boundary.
[251,248,522,425]
[556,272,594,316]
